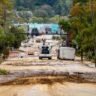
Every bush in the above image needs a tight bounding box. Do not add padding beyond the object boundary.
[10,26,27,49]
[52,36,61,40]
[0,69,9,75]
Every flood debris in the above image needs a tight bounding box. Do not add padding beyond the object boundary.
[0,70,96,85]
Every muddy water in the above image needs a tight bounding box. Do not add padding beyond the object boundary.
[0,82,96,96]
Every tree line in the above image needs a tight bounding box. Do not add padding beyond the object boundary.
[13,0,73,23]
[59,0,96,66]
[15,0,72,16]
[0,0,26,59]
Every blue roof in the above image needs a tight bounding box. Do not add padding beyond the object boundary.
[50,24,60,33]
[14,23,60,33]
[29,23,60,33]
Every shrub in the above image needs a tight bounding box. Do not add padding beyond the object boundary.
[0,69,9,75]
[52,36,60,40]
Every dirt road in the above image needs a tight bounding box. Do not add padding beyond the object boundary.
[0,82,96,96]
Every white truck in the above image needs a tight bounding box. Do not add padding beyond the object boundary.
[39,44,52,60]
[57,47,76,60]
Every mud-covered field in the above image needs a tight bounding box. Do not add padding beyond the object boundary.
[0,81,96,96]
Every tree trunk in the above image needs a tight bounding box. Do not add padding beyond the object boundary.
[66,32,70,47]
[81,50,84,62]
[95,60,96,67]
[94,48,96,67]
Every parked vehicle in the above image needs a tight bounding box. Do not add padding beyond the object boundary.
[57,47,76,60]
[39,44,52,60]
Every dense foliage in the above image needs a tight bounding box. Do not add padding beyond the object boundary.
[0,0,26,59]
[15,0,72,16]
[59,0,96,65]
[0,26,26,58]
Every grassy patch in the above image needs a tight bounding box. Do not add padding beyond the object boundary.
[0,69,9,75]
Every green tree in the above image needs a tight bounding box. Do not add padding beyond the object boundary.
[70,0,96,65]
[59,19,72,46]
[81,24,96,66]
[0,27,6,53]
[10,26,26,48]
[0,0,12,27]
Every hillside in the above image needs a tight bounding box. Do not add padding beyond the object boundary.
[15,0,73,16]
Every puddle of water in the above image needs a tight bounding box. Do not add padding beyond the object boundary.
[0,82,96,96]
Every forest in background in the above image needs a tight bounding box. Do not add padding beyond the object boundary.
[15,0,72,16]
[12,0,73,23]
